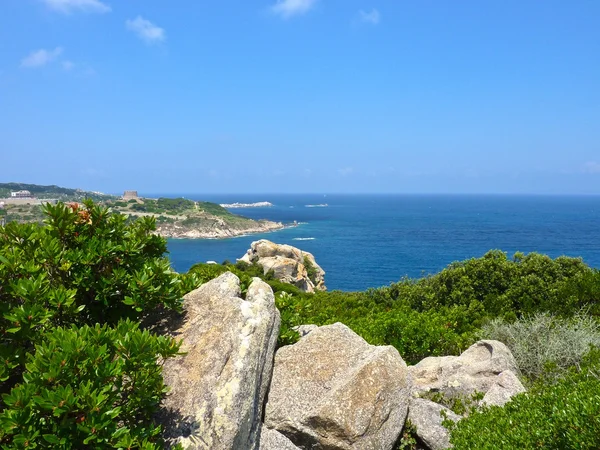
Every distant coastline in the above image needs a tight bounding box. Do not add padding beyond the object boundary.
[156,220,292,239]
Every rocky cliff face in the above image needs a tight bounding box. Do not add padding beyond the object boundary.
[239,240,326,293]
[156,219,284,239]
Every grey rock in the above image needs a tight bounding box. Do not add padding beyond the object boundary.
[481,370,526,407]
[259,426,300,450]
[409,340,523,400]
[407,398,461,450]
[265,323,410,450]
[239,240,326,292]
[158,272,281,450]
[292,324,319,337]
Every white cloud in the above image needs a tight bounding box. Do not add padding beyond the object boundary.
[271,0,318,19]
[21,47,63,68]
[582,161,600,174]
[359,8,380,25]
[126,16,166,44]
[62,60,75,71]
[338,167,354,176]
[41,0,111,14]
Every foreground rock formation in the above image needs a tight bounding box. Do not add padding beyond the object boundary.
[409,340,525,404]
[258,427,300,450]
[407,340,525,448]
[158,268,526,450]
[239,240,326,292]
[264,323,410,450]
[407,399,461,450]
[158,273,280,449]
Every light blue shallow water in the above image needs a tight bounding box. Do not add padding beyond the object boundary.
[154,194,600,292]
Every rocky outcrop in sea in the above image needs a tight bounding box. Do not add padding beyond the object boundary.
[239,240,326,293]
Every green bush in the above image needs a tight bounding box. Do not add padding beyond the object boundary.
[0,321,180,449]
[188,252,600,363]
[0,200,194,448]
[448,347,600,449]
[379,250,599,319]
[480,312,600,382]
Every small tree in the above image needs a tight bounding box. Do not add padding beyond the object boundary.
[0,200,194,448]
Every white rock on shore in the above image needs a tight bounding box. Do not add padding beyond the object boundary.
[220,202,274,208]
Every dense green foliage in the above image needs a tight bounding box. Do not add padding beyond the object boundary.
[0,201,194,448]
[448,347,600,449]
[128,197,196,215]
[191,251,600,364]
[0,322,180,449]
[196,202,232,216]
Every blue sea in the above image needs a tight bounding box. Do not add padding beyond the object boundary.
[156,194,600,292]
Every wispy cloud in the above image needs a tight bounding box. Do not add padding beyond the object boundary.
[338,167,354,176]
[62,60,75,71]
[359,8,380,25]
[126,16,166,44]
[582,161,600,174]
[21,47,63,68]
[271,0,318,19]
[41,0,111,14]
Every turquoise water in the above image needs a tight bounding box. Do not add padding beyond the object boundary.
[158,194,600,291]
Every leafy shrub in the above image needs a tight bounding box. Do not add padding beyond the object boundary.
[0,320,181,449]
[187,252,600,363]
[480,312,600,382]
[187,262,231,284]
[448,347,600,449]
[379,250,600,320]
[0,200,193,448]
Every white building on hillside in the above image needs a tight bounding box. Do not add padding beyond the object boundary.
[10,190,33,198]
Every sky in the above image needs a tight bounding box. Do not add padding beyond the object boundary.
[1,0,599,195]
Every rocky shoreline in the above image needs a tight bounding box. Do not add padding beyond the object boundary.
[155,220,287,239]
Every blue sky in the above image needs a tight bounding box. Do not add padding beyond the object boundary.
[1,0,599,194]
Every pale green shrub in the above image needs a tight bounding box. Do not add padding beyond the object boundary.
[481,312,600,381]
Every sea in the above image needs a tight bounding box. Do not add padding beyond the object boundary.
[153,194,600,292]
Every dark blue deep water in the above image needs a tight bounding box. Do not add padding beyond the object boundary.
[158,194,600,291]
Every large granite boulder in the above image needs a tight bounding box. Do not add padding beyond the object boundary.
[264,323,410,450]
[481,370,526,407]
[158,272,281,450]
[259,427,300,450]
[407,398,461,450]
[409,340,524,402]
[239,239,326,292]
